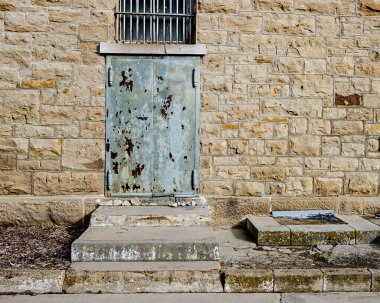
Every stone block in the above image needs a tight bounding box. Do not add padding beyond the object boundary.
[33,0,72,6]
[287,37,326,58]
[251,167,285,181]
[0,172,31,195]
[40,105,73,125]
[292,75,333,97]
[21,80,56,89]
[198,0,238,13]
[261,99,322,117]
[0,138,28,154]
[273,269,323,293]
[315,178,343,196]
[214,166,250,180]
[240,123,273,139]
[335,93,362,106]
[14,125,54,138]
[72,0,115,9]
[274,57,303,73]
[264,14,314,36]
[79,24,109,42]
[235,181,263,196]
[272,197,338,212]
[322,268,371,292]
[30,139,62,159]
[295,0,355,15]
[0,90,39,124]
[0,154,16,170]
[33,172,103,195]
[370,269,380,291]
[290,136,321,156]
[202,181,234,196]
[336,215,380,244]
[0,46,31,67]
[0,269,64,294]
[62,139,104,170]
[247,216,290,246]
[289,225,356,245]
[0,69,17,88]
[345,172,379,196]
[255,0,293,12]
[332,120,364,135]
[0,0,17,11]
[224,269,274,293]
[285,177,314,196]
[4,12,48,32]
[0,196,86,226]
[227,15,262,33]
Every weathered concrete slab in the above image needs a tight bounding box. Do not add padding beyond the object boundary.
[0,293,282,303]
[0,269,65,294]
[322,268,371,292]
[224,269,273,293]
[336,215,380,244]
[90,206,211,227]
[72,226,219,262]
[64,262,222,293]
[288,225,356,245]
[273,269,323,293]
[282,292,380,303]
[246,216,290,246]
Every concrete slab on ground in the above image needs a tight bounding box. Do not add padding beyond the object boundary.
[90,206,211,227]
[65,262,222,293]
[1,293,379,303]
[72,226,219,262]
[246,216,290,246]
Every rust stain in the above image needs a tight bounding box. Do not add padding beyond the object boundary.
[222,123,239,130]
[261,117,289,123]
[105,143,110,152]
[132,184,141,190]
[120,71,134,92]
[161,95,173,119]
[122,183,130,192]
[169,152,175,162]
[157,75,164,81]
[132,164,145,178]
[125,136,134,156]
[111,152,118,159]
[181,124,185,130]
[139,216,171,222]
[335,93,362,106]
[112,162,119,174]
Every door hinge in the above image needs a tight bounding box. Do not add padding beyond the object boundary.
[108,66,113,87]
[191,169,198,191]
[106,170,112,191]
[192,68,198,88]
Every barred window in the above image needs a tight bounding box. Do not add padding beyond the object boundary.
[116,0,196,44]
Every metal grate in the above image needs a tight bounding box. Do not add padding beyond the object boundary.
[116,0,196,44]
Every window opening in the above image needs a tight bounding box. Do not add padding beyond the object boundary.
[116,0,196,44]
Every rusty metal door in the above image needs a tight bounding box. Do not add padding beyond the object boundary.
[105,56,200,197]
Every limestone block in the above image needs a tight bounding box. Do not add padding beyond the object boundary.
[316,16,340,37]
[265,140,288,155]
[33,172,103,195]
[251,167,285,181]
[33,33,77,50]
[235,181,263,196]
[0,172,31,195]
[370,269,380,291]
[345,172,379,196]
[290,136,321,156]
[309,119,331,135]
[255,0,293,12]
[315,178,343,196]
[363,94,380,107]
[322,268,371,292]
[49,8,90,22]
[0,69,17,88]
[274,269,323,293]
[21,80,56,89]
[295,0,355,15]
[287,37,326,58]
[62,139,104,170]
[14,125,54,138]
[198,30,227,45]
[201,140,227,155]
[198,0,238,13]
[33,0,71,6]
[247,216,290,246]
[56,87,91,106]
[359,0,380,14]
[0,154,16,170]
[234,65,267,84]
[264,14,314,36]
[274,57,303,73]
[72,0,116,9]
[225,269,274,293]
[328,57,354,75]
[227,104,258,121]
[0,46,31,67]
[79,24,109,42]
[262,99,322,118]
[214,166,250,180]
[286,177,313,196]
[0,138,28,154]
[41,105,73,125]
[331,157,358,171]
[0,0,17,11]
[292,75,333,97]
[202,181,234,195]
[80,122,105,138]
[73,66,104,88]
[227,140,248,155]
[240,123,273,139]
[227,15,262,33]
[52,50,81,63]
[30,139,62,159]
[332,120,364,135]
[4,12,48,32]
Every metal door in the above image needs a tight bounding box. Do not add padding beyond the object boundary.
[105,56,200,197]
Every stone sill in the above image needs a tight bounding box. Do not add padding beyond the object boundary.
[99,42,206,56]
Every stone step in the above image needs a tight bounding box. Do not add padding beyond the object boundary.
[64,261,222,293]
[72,226,219,262]
[247,215,380,246]
[90,206,211,227]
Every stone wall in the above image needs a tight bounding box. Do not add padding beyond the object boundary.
[0,0,380,218]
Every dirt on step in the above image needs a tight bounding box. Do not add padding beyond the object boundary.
[0,225,87,270]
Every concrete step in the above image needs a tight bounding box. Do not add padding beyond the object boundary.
[247,215,380,246]
[64,261,222,293]
[90,206,211,227]
[72,226,219,262]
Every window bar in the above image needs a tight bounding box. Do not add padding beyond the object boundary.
[169,0,172,42]
[129,0,132,43]
[118,0,121,41]
[150,0,153,42]
[143,0,146,43]
[182,0,185,43]
[156,0,159,43]
[136,0,139,43]
[163,0,166,42]
[176,0,179,43]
